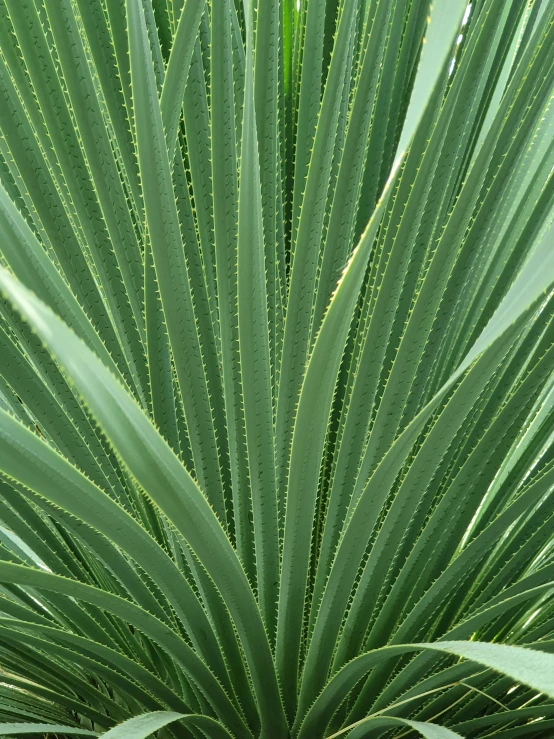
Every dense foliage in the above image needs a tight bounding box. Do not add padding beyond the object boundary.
[1,0,554,737]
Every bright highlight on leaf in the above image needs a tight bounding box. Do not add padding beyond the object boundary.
[0,0,554,738]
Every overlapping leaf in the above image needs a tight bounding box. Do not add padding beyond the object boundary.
[1,1,554,738]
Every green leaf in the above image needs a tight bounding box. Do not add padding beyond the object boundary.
[2,2,554,737]
[237,0,280,644]
[0,725,97,736]
[98,712,232,739]
[277,0,499,714]
[160,0,206,160]
[430,641,554,698]
[126,0,226,518]
[298,641,554,739]
[0,561,250,738]
[344,717,464,739]
[0,268,286,739]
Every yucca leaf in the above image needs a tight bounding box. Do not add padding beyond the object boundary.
[0,561,251,738]
[344,718,464,739]
[254,0,285,402]
[277,0,474,714]
[98,711,233,739]
[126,0,225,518]
[72,0,142,213]
[276,0,360,497]
[0,268,287,739]
[0,725,97,736]
[298,641,554,739]
[183,34,215,285]
[0,48,123,365]
[210,0,254,577]
[0,183,117,376]
[39,0,145,339]
[237,0,280,644]
[0,406,233,675]
[160,0,206,160]
[1,0,554,736]
[2,0,148,403]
